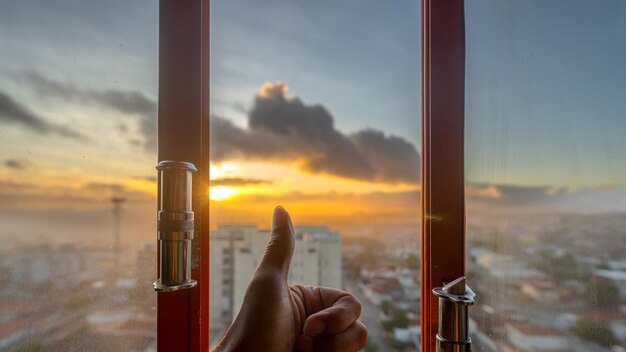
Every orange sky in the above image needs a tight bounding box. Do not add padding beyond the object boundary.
[208,161,419,225]
[0,156,421,237]
[207,160,420,231]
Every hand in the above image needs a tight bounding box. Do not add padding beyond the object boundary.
[213,206,368,352]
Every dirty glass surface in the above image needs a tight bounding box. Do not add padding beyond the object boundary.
[0,1,158,351]
[465,1,626,351]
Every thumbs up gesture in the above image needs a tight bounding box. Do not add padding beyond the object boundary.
[213,206,368,352]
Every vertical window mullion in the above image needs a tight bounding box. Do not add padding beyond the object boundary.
[421,0,466,351]
[157,0,210,351]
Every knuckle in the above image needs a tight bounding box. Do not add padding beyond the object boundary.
[356,322,368,347]
[341,294,361,318]
[352,296,362,316]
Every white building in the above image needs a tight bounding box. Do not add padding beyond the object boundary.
[505,322,569,351]
[521,279,561,303]
[475,252,544,279]
[209,224,342,329]
[9,244,88,288]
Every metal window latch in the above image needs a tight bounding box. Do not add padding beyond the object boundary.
[433,276,476,352]
[153,160,198,292]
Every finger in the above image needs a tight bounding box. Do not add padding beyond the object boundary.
[303,291,362,336]
[312,321,368,352]
[258,206,295,277]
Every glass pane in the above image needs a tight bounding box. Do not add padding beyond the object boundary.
[209,1,421,350]
[466,1,626,351]
[0,1,158,351]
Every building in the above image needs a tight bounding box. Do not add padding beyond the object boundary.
[9,244,88,288]
[521,278,561,303]
[475,252,545,280]
[360,266,419,309]
[505,322,570,351]
[209,224,342,330]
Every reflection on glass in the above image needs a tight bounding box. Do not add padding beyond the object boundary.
[466,1,626,351]
[0,1,158,351]
[209,1,421,350]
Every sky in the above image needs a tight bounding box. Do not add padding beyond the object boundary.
[0,0,625,245]
[465,0,626,189]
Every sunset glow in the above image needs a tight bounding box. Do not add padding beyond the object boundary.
[209,186,238,201]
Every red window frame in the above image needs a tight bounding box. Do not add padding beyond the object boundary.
[155,0,467,351]
[421,0,466,351]
[157,0,210,351]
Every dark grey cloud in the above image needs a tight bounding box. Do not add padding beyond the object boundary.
[210,116,284,162]
[0,91,86,140]
[17,70,156,151]
[4,158,31,171]
[466,183,626,214]
[466,183,571,212]
[212,82,420,184]
[211,177,271,187]
[467,183,566,205]
[132,175,157,182]
[12,74,420,183]
[350,129,421,184]
[83,182,127,194]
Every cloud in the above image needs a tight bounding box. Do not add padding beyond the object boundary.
[0,180,153,210]
[350,129,421,184]
[0,91,87,140]
[83,182,128,194]
[211,177,271,187]
[467,183,567,207]
[132,175,157,182]
[4,158,31,171]
[465,183,626,214]
[17,70,156,151]
[212,81,420,184]
[13,75,420,182]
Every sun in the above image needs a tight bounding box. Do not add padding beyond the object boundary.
[210,186,237,201]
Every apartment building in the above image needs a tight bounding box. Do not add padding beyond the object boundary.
[209,224,342,329]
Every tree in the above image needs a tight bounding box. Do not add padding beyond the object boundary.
[363,341,379,352]
[586,277,620,309]
[15,340,48,352]
[360,248,378,266]
[534,253,582,282]
[65,293,92,310]
[381,306,410,332]
[380,300,392,315]
[388,339,409,351]
[571,320,618,347]
[404,254,420,270]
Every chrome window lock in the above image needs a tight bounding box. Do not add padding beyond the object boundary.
[153,160,198,292]
[433,277,476,352]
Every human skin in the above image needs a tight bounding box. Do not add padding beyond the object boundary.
[212,206,368,352]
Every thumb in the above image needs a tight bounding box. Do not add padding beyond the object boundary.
[259,206,295,278]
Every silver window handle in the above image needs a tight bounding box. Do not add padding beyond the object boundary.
[433,277,476,352]
[153,160,198,292]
